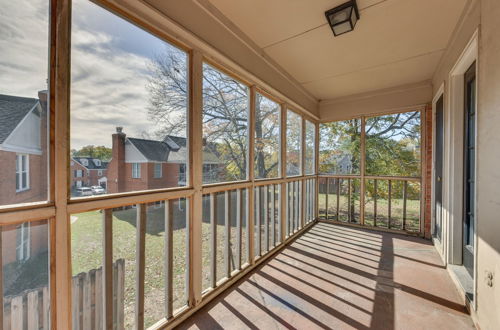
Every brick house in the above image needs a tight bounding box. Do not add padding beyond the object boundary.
[107,127,221,194]
[70,157,109,189]
[0,91,48,266]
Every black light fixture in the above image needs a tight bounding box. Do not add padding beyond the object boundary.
[325,0,360,36]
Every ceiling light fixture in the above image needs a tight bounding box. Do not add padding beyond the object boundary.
[325,0,360,36]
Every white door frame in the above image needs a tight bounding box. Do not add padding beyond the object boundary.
[431,83,445,259]
[444,29,479,308]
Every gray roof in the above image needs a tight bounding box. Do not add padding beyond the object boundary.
[73,157,109,170]
[0,94,38,144]
[127,135,221,164]
[128,138,171,162]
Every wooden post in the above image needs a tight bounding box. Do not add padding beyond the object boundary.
[189,50,203,306]
[315,122,320,220]
[102,209,113,330]
[301,118,306,228]
[53,0,72,327]
[248,86,256,265]
[360,116,366,225]
[374,179,378,227]
[135,204,146,329]
[0,227,3,328]
[280,104,287,242]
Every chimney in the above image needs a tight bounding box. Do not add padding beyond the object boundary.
[38,90,48,111]
[110,127,126,193]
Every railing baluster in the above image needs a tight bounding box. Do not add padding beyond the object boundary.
[325,178,329,220]
[374,180,378,227]
[285,183,289,237]
[264,185,269,253]
[135,203,147,330]
[255,187,261,257]
[225,191,231,278]
[336,178,340,221]
[271,184,275,248]
[348,178,352,222]
[236,189,242,271]
[278,184,283,243]
[102,209,113,330]
[165,200,173,319]
[210,193,217,287]
[403,181,408,231]
[388,180,392,229]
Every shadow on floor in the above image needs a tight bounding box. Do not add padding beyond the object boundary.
[176,222,474,330]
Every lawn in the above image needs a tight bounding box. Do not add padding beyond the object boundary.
[318,193,421,231]
[71,203,250,328]
[72,206,190,328]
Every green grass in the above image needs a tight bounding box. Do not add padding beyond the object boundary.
[72,206,249,328]
[318,193,420,231]
[71,207,190,328]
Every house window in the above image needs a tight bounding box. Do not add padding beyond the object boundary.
[75,169,83,178]
[94,159,101,166]
[16,222,30,261]
[98,170,103,176]
[132,163,141,178]
[16,154,29,192]
[81,159,88,166]
[154,163,162,178]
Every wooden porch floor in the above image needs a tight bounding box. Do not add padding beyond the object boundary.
[177,222,475,330]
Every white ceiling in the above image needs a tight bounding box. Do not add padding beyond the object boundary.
[206,0,468,100]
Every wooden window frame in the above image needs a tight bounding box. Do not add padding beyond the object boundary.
[318,108,425,234]
[0,1,320,329]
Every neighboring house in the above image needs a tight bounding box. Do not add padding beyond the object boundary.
[337,155,353,174]
[70,157,109,189]
[107,127,221,194]
[0,91,49,266]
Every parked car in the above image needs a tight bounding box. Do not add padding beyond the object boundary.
[91,185,106,195]
[76,187,93,196]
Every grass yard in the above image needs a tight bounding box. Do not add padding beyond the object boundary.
[72,203,250,328]
[318,193,420,232]
[71,206,190,328]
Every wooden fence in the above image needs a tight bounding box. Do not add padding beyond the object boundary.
[3,258,125,330]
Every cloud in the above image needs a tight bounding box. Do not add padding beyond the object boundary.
[1,0,186,150]
[0,0,49,98]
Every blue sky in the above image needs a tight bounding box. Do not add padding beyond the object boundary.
[0,0,186,150]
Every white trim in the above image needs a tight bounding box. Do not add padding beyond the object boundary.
[2,103,43,156]
[0,143,43,155]
[431,82,445,261]
[154,162,162,178]
[16,154,30,192]
[132,163,141,179]
[445,29,478,309]
[125,139,149,163]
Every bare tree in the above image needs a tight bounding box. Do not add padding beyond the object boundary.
[147,48,280,181]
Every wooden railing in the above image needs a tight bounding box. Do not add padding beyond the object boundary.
[318,175,422,233]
